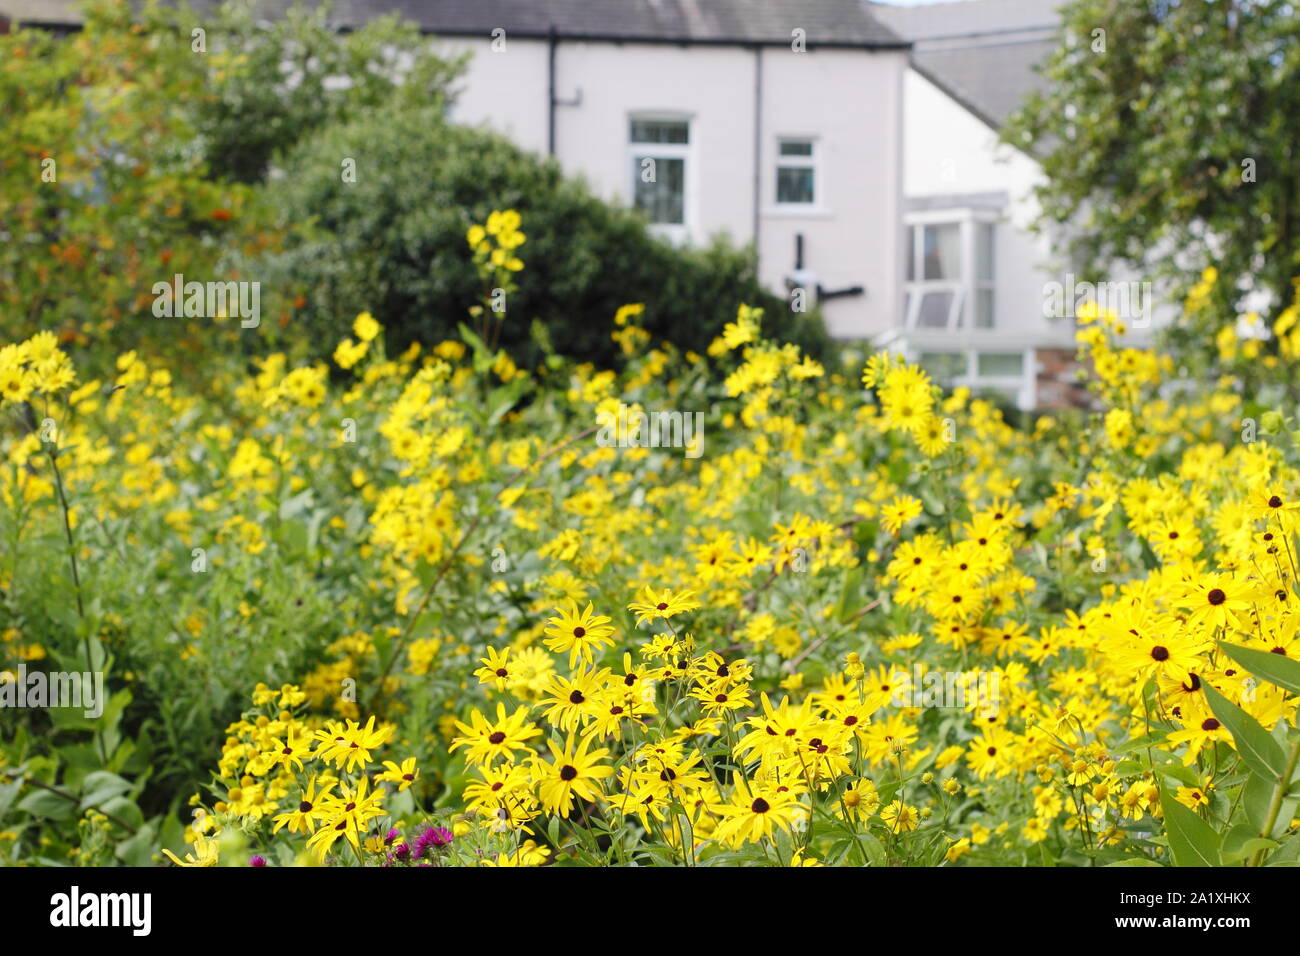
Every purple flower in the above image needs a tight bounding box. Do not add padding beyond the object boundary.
[249,855,267,868]
[385,828,401,846]
[413,825,454,858]
[393,842,411,863]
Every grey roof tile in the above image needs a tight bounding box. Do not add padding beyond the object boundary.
[3,0,907,46]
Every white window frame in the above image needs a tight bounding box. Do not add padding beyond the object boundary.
[911,346,1036,410]
[775,137,819,208]
[904,209,998,331]
[628,113,694,245]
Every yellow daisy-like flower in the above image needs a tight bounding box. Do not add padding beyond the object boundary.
[626,585,701,627]
[353,311,381,342]
[542,601,618,668]
[881,494,923,535]
[376,757,420,792]
[162,834,219,867]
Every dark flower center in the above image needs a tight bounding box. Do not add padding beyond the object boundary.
[1150,645,1170,661]
[751,797,770,813]
[1269,495,1283,508]
[488,731,507,744]
[1201,718,1221,731]
[1207,588,1226,606]
[569,690,585,704]
[573,626,586,638]
[559,765,578,781]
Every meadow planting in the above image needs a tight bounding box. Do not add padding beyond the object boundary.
[4,212,1300,868]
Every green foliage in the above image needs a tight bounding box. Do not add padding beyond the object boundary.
[1005,0,1300,332]
[0,0,273,360]
[179,0,465,184]
[0,0,465,372]
[1196,644,1300,866]
[262,103,825,369]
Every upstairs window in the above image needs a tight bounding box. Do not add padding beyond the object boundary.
[630,118,690,228]
[776,139,817,205]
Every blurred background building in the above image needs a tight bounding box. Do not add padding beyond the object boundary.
[1,0,1176,409]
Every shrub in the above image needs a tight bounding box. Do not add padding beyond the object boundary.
[262,104,827,368]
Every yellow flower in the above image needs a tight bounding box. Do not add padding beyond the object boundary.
[353,311,381,342]
[162,835,219,867]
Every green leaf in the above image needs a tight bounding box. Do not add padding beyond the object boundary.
[276,517,309,558]
[835,566,864,623]
[1221,823,1275,863]
[98,795,144,830]
[1155,762,1200,788]
[16,788,77,822]
[115,821,159,867]
[78,770,131,809]
[1243,768,1298,839]
[488,376,529,426]
[1159,791,1221,866]
[1221,643,1300,697]
[529,318,555,356]
[859,833,886,867]
[1104,858,1165,867]
[1268,830,1300,864]
[1203,683,1286,779]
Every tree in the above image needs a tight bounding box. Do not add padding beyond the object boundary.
[0,0,464,369]
[1005,0,1300,330]
[180,0,465,184]
[0,0,272,361]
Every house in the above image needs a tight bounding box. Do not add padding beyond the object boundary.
[0,0,79,32]
[426,0,911,342]
[4,0,1169,409]
[869,0,1174,410]
[3,0,912,344]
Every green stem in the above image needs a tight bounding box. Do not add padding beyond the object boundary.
[1250,738,1300,867]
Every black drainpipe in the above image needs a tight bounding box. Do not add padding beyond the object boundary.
[548,25,558,156]
[752,45,763,261]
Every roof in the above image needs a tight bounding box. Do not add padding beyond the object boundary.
[2,0,908,47]
[0,0,79,25]
[867,0,1062,128]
